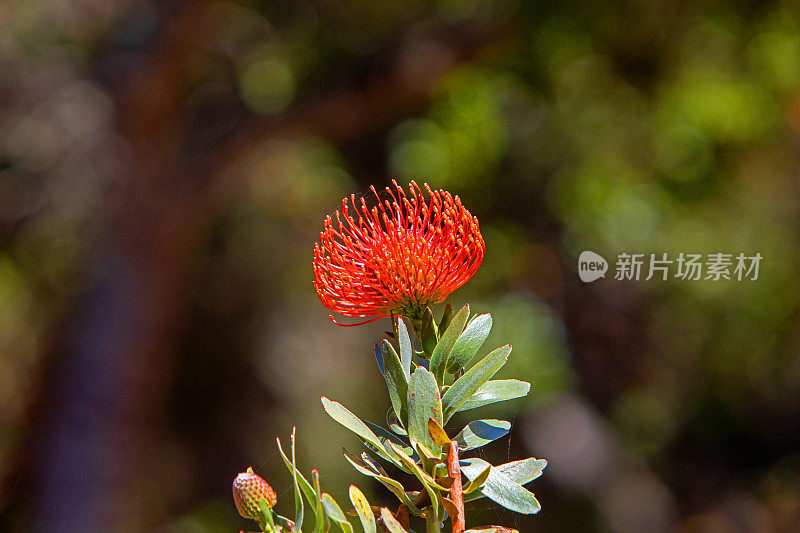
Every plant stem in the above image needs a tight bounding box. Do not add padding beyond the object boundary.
[447,441,465,533]
[426,512,441,533]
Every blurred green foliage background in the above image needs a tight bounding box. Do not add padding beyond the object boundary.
[1,1,799,531]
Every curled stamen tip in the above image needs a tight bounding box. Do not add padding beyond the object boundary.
[328,314,384,327]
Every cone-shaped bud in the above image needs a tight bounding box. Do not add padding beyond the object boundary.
[233,467,277,519]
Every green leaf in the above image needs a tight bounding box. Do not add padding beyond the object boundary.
[363,421,417,462]
[407,367,443,455]
[389,421,407,436]
[374,343,384,375]
[439,303,454,334]
[258,500,276,533]
[366,439,415,474]
[359,437,411,473]
[412,441,439,476]
[446,313,492,373]
[455,419,511,451]
[380,507,410,533]
[321,397,388,455]
[322,397,410,471]
[387,409,408,436]
[276,437,317,510]
[462,465,491,494]
[381,340,409,428]
[321,493,354,533]
[386,441,446,523]
[290,429,304,531]
[397,318,413,378]
[429,304,470,384]
[311,470,326,533]
[274,514,296,532]
[456,380,531,412]
[463,457,547,502]
[349,485,376,533]
[441,345,511,422]
[360,452,385,475]
[460,458,541,514]
[419,307,438,357]
[493,457,548,485]
[386,442,451,492]
[343,449,423,515]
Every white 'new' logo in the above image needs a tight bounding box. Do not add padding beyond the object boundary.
[578,251,608,282]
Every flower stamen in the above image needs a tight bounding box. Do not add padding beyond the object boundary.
[313,181,485,325]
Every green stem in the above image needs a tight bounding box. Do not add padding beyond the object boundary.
[426,511,441,533]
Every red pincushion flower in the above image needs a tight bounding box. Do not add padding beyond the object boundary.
[313,181,485,325]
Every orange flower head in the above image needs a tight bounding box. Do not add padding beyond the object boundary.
[232,468,277,519]
[313,181,485,325]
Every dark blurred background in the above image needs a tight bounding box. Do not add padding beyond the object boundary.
[1,1,800,531]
